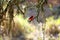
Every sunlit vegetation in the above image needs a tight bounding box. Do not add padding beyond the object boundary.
[0,0,60,40]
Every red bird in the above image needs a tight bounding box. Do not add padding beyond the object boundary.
[28,16,34,22]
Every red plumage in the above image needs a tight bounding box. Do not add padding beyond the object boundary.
[28,16,34,22]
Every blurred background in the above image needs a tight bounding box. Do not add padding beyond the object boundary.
[0,0,60,40]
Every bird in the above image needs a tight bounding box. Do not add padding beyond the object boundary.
[28,16,34,22]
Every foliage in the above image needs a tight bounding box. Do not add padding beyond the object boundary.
[14,14,36,33]
[0,0,60,40]
[0,36,2,40]
[14,14,42,40]
[45,16,60,31]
